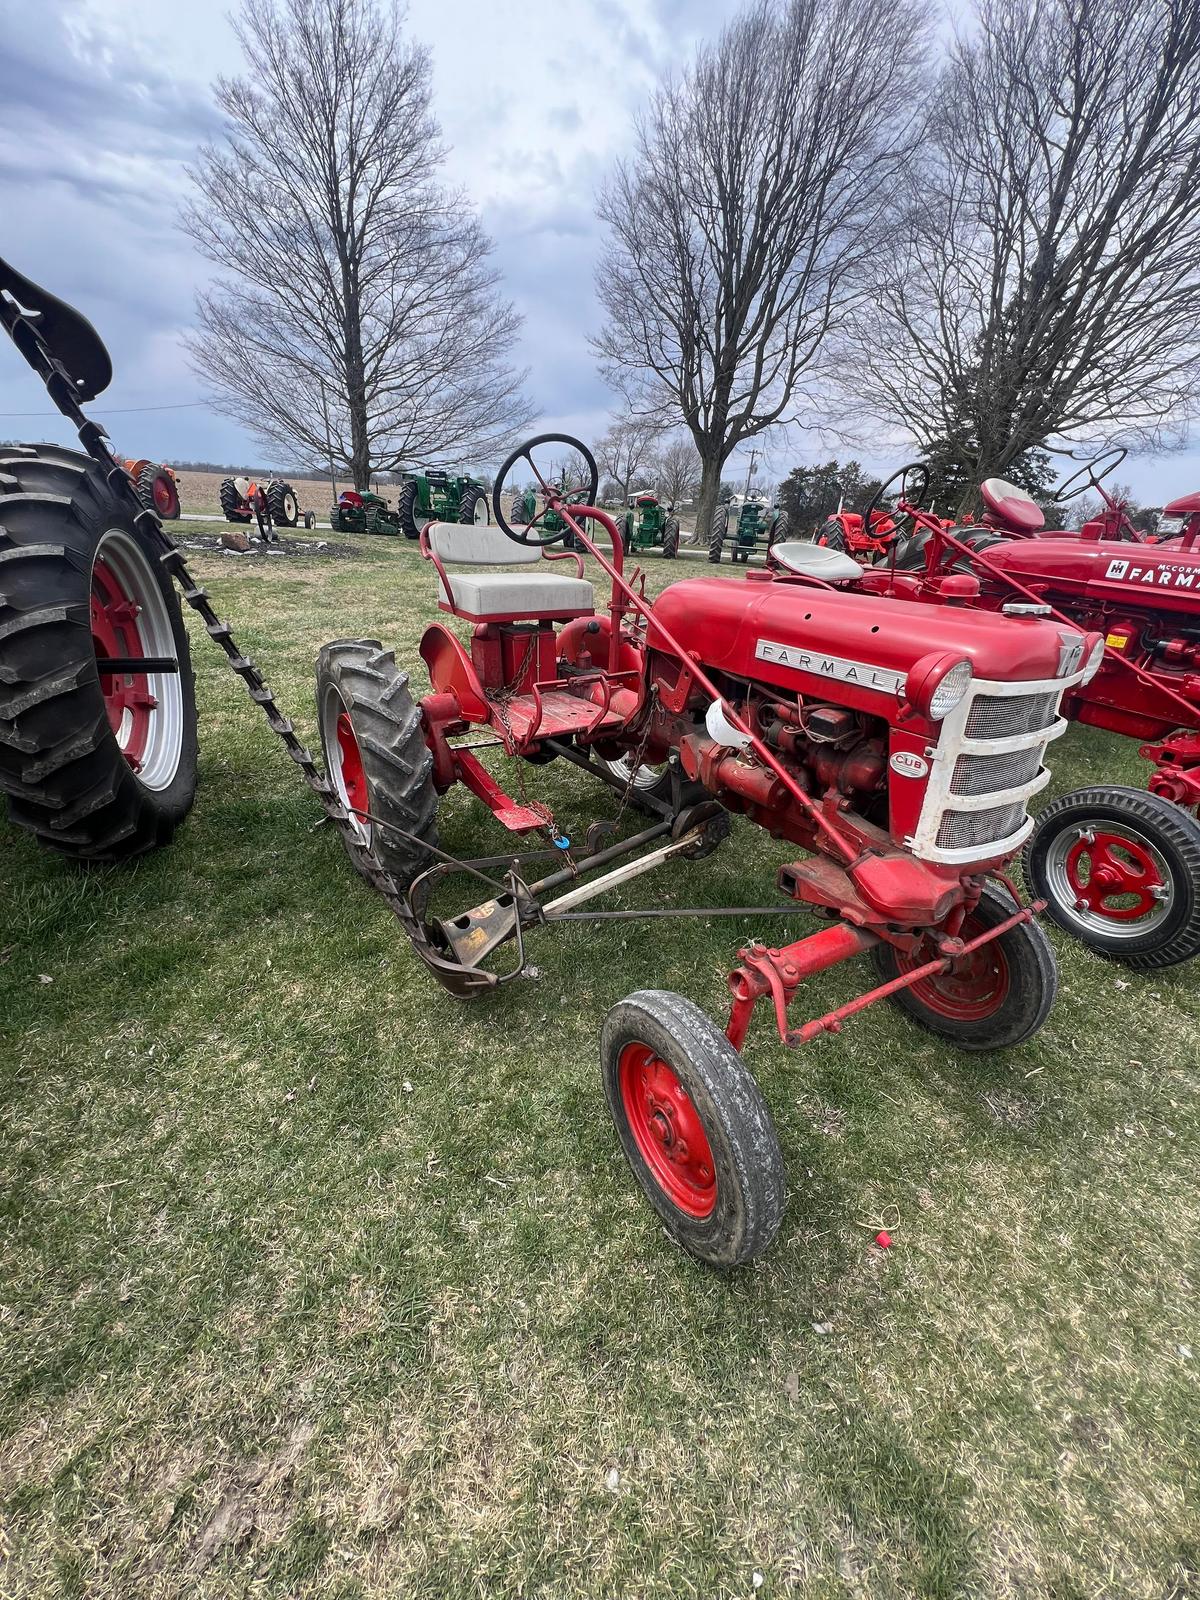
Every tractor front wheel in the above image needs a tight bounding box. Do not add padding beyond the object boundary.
[872,884,1057,1050]
[397,480,422,540]
[0,443,198,861]
[602,990,785,1268]
[315,640,439,887]
[1024,785,1200,969]
[707,504,729,563]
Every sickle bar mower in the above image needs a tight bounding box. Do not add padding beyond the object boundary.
[315,431,1104,1267]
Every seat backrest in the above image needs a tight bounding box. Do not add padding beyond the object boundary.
[427,521,540,566]
[772,541,863,581]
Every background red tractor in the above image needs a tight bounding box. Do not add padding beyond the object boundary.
[220,473,308,528]
[123,457,180,520]
[315,432,1103,1269]
[816,457,1200,968]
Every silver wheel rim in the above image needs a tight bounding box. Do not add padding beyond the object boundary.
[600,753,670,792]
[320,683,371,846]
[472,492,489,525]
[1042,818,1173,940]
[92,528,184,792]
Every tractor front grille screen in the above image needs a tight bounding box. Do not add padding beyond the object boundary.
[935,801,1027,853]
[950,746,1045,797]
[964,690,1059,740]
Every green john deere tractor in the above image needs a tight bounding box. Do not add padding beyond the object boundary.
[618,491,680,559]
[708,493,788,564]
[397,468,489,540]
[330,489,403,535]
[509,484,592,549]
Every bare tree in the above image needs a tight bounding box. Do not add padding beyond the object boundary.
[595,413,664,504]
[836,0,1200,513]
[652,433,701,505]
[182,0,532,488]
[592,0,932,539]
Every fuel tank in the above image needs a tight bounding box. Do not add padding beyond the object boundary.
[984,538,1200,619]
[649,571,1075,714]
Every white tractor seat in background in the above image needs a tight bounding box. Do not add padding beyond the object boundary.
[427,521,595,618]
[772,541,864,582]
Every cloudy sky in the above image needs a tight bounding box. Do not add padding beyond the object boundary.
[1,0,1197,503]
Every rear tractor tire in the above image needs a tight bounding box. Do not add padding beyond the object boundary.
[397,480,422,541]
[871,883,1057,1050]
[458,486,489,526]
[767,510,788,548]
[315,639,439,887]
[135,463,180,520]
[267,480,299,527]
[1024,785,1200,969]
[707,504,729,564]
[0,443,198,862]
[662,517,679,559]
[602,989,786,1268]
[219,476,250,524]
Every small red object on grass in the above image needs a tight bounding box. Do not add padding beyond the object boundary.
[875,1230,892,1249]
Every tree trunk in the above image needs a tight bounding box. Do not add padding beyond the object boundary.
[694,456,723,547]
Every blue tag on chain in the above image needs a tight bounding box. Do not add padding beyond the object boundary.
[552,833,570,850]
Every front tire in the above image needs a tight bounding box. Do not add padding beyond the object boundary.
[1024,785,1200,969]
[0,444,198,862]
[707,504,729,563]
[871,884,1057,1050]
[315,639,439,886]
[601,990,785,1268]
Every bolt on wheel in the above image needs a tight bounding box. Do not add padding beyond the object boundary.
[1025,785,1200,969]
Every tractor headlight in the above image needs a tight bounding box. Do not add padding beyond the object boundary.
[1081,633,1106,683]
[904,652,973,722]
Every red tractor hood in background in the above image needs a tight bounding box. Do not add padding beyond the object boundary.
[986,539,1200,618]
[651,575,1075,706]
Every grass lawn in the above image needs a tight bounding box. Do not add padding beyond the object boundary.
[2,523,1198,1599]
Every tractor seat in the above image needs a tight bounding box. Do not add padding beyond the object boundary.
[426,522,595,620]
[771,541,864,582]
[980,477,1044,532]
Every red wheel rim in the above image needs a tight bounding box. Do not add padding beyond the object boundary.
[91,555,153,770]
[152,474,178,517]
[1064,828,1165,921]
[335,711,369,823]
[894,911,1011,1022]
[617,1042,717,1218]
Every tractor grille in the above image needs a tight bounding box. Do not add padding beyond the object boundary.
[964,689,1059,740]
[935,801,1028,853]
[949,745,1045,797]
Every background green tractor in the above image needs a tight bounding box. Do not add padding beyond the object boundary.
[330,489,403,535]
[509,483,593,549]
[708,492,788,564]
[397,468,489,540]
[618,491,680,559]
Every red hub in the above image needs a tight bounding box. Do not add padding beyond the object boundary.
[335,711,369,823]
[152,474,179,518]
[895,913,1011,1021]
[1065,829,1164,921]
[91,556,155,770]
[617,1042,716,1217]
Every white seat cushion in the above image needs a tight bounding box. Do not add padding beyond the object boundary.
[427,521,541,565]
[772,541,863,581]
[439,570,595,617]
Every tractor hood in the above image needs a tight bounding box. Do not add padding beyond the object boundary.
[984,537,1200,618]
[649,573,1080,711]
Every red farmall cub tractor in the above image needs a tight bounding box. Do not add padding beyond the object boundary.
[317,433,1104,1268]
[828,454,1200,968]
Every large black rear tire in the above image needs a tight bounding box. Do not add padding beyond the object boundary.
[135,463,180,520]
[397,480,422,540]
[457,485,489,525]
[0,443,198,862]
[662,517,679,559]
[315,639,438,886]
[267,480,299,527]
[707,504,729,563]
[219,476,250,524]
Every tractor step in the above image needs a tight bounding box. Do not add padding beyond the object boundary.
[496,688,624,744]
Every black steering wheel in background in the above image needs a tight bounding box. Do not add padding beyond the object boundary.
[493,433,600,547]
[1051,446,1127,504]
[862,462,930,543]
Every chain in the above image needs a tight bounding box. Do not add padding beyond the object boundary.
[610,684,660,833]
[2,304,429,940]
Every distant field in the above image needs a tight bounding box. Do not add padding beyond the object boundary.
[175,470,354,519]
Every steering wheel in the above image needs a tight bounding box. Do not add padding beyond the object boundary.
[862,462,930,544]
[1051,446,1127,504]
[493,433,600,547]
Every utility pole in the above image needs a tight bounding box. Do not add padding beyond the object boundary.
[742,448,759,499]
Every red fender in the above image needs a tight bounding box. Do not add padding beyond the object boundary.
[419,623,488,721]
